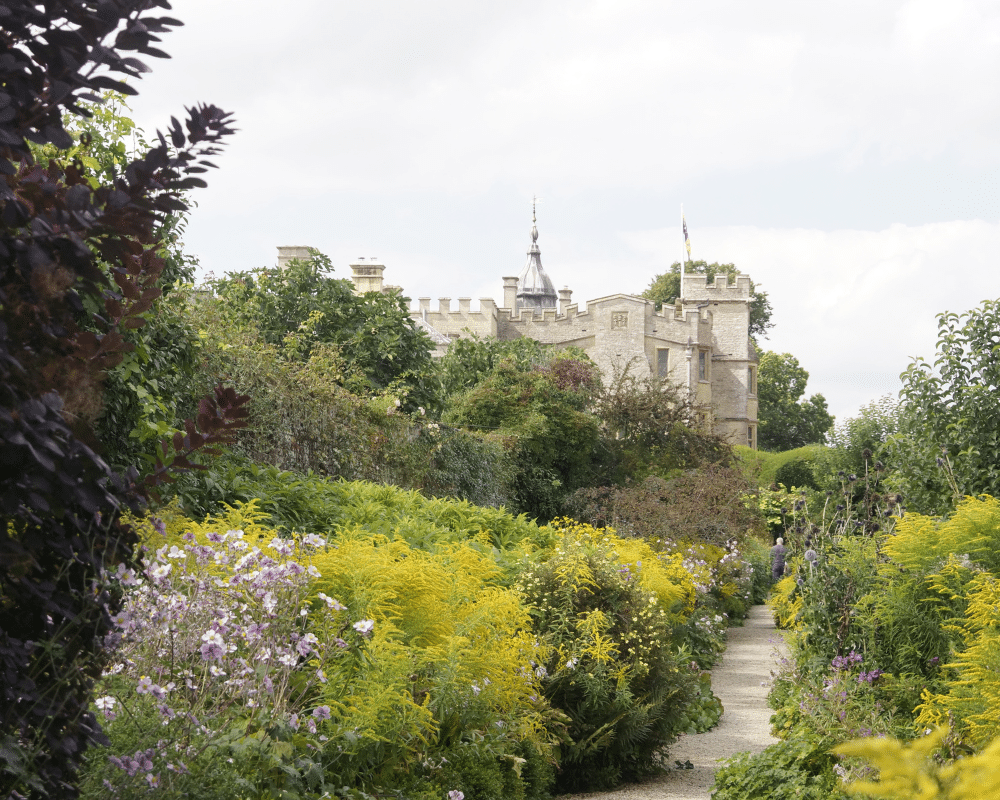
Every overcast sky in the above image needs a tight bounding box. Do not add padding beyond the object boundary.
[126,0,1000,424]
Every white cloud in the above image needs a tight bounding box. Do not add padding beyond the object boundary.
[113,0,1000,430]
[131,0,1000,202]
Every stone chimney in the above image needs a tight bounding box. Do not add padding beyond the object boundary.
[502,276,518,310]
[350,256,385,295]
[558,286,573,315]
[277,245,312,269]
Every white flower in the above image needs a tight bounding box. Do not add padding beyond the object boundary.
[167,545,186,559]
[352,619,374,635]
[201,630,224,647]
[302,533,327,548]
[95,696,117,716]
[317,593,346,611]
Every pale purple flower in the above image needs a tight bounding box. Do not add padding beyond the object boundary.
[296,632,319,656]
[268,536,293,556]
[200,630,225,661]
[302,533,327,548]
[449,791,465,800]
[136,676,153,694]
[334,638,348,649]
[114,563,138,586]
[312,705,331,720]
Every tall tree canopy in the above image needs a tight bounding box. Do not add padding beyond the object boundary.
[642,260,774,340]
[443,350,602,520]
[891,299,1000,515]
[756,351,834,451]
[208,252,438,411]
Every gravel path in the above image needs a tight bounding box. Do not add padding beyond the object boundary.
[557,604,788,800]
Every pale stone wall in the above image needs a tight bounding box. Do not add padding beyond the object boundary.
[413,297,498,343]
[276,245,313,269]
[315,246,759,447]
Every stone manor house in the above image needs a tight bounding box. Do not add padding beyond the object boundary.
[276,216,759,448]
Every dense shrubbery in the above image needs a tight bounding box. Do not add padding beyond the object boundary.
[716,433,1000,799]
[77,481,761,799]
[516,520,697,791]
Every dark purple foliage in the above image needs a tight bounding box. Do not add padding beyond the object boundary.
[0,2,244,797]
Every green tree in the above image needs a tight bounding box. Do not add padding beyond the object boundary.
[209,252,438,411]
[438,334,548,400]
[890,299,1000,515]
[443,351,602,520]
[642,260,774,339]
[820,395,899,482]
[32,93,206,472]
[592,365,731,481]
[756,351,834,451]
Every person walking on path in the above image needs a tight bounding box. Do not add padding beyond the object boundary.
[770,537,786,581]
[557,605,788,800]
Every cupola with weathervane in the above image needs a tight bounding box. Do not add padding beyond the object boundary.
[516,198,557,313]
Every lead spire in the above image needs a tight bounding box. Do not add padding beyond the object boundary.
[517,195,556,312]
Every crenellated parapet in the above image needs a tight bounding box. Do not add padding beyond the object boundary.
[681,272,752,300]
[412,297,499,344]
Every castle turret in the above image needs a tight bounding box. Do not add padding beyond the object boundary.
[516,202,557,313]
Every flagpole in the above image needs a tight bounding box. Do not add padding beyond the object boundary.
[680,204,686,302]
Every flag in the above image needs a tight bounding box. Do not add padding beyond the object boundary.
[683,215,691,261]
